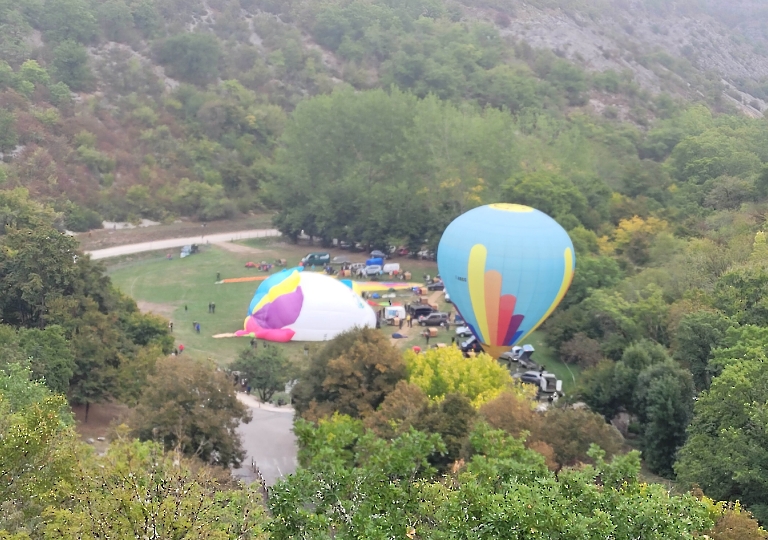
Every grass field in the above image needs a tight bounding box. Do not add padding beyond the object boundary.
[107,238,581,392]
[108,239,441,366]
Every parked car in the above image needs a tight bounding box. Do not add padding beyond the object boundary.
[370,250,388,259]
[339,241,352,250]
[460,336,483,354]
[454,313,464,325]
[419,312,450,326]
[407,304,435,319]
[357,264,383,277]
[396,247,410,257]
[515,370,563,398]
[331,255,351,265]
[417,250,436,260]
[427,281,445,291]
[455,325,473,337]
[302,252,330,265]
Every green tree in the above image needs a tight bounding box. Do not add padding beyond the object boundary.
[676,357,768,522]
[130,357,251,467]
[97,0,133,42]
[17,326,75,394]
[634,361,695,476]
[0,363,78,536]
[673,310,734,391]
[272,419,712,539]
[43,437,269,539]
[155,33,221,85]
[292,327,406,420]
[503,169,588,228]
[231,345,290,402]
[41,0,98,44]
[52,40,92,91]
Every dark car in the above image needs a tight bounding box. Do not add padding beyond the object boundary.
[519,371,543,385]
[370,250,388,259]
[408,304,434,319]
[427,281,445,291]
[460,336,483,355]
[418,312,450,326]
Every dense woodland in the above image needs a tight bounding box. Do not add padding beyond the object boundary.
[5,0,768,536]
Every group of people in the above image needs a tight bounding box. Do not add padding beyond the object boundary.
[208,302,216,313]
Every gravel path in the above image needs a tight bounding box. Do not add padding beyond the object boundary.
[85,229,281,260]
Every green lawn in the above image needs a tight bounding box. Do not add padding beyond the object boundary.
[108,241,439,366]
[107,241,581,393]
[109,246,272,365]
[524,331,581,394]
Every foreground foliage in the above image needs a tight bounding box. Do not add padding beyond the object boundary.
[271,416,712,540]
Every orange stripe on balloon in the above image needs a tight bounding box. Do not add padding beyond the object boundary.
[484,270,502,346]
[497,294,516,346]
[468,244,489,343]
[518,247,575,343]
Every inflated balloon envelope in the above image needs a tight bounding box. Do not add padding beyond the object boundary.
[437,203,576,358]
[235,267,377,342]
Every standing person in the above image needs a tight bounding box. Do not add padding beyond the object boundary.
[407,314,412,328]
[208,302,212,313]
[451,336,456,346]
[425,331,430,345]
[193,320,197,329]
[212,302,215,314]
[195,323,200,334]
[185,305,188,312]
[169,321,173,333]
[178,344,184,354]
[216,272,221,281]
[399,317,404,330]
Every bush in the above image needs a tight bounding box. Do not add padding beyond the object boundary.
[62,203,103,231]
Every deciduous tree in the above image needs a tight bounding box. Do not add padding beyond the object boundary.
[130,357,251,467]
[292,327,406,420]
[231,344,291,402]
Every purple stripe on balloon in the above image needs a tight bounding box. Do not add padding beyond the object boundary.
[502,314,525,346]
[253,286,304,329]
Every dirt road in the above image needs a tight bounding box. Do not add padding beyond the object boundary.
[85,229,281,260]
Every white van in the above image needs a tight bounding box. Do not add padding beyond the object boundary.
[383,262,400,275]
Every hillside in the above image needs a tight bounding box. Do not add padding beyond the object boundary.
[1,0,767,231]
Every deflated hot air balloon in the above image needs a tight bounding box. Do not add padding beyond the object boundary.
[437,204,575,358]
[235,267,377,342]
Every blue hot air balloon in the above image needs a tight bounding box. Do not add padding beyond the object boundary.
[437,203,575,358]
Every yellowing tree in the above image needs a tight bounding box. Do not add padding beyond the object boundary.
[403,347,533,407]
[599,215,668,264]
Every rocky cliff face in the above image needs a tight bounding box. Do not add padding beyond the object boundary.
[467,0,768,116]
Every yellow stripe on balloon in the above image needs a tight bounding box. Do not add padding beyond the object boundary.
[251,270,301,313]
[518,247,575,343]
[484,269,502,346]
[488,203,534,212]
[468,244,490,343]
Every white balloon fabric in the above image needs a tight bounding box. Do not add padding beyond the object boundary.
[235,269,377,342]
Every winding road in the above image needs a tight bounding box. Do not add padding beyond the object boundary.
[85,229,281,260]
